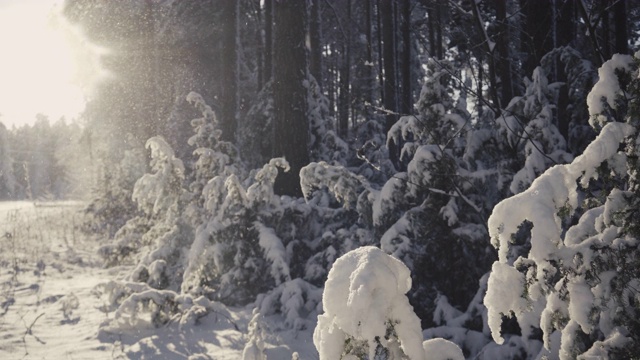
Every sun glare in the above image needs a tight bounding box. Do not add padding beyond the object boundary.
[0,0,104,128]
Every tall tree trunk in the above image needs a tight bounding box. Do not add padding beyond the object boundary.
[272,0,309,197]
[555,0,575,141]
[471,0,501,112]
[614,0,629,54]
[376,0,385,102]
[477,57,484,118]
[400,0,411,114]
[495,0,513,108]
[381,0,398,164]
[264,0,273,83]
[219,0,238,142]
[435,2,443,59]
[365,0,374,110]
[576,0,604,65]
[309,0,323,87]
[328,43,336,117]
[521,0,552,77]
[427,4,436,58]
[338,0,351,138]
[381,0,397,129]
[257,0,264,90]
[602,2,611,59]
[555,0,574,48]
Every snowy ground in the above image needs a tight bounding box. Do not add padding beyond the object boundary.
[0,202,317,359]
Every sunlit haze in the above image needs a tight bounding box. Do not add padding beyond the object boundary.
[0,0,105,128]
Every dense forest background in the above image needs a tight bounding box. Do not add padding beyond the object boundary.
[2,0,638,202]
[1,0,640,358]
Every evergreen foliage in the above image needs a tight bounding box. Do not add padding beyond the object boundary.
[485,52,640,359]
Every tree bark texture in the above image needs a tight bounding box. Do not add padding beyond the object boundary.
[219,0,238,142]
[272,0,309,197]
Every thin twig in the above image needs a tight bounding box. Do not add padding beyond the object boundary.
[21,312,46,356]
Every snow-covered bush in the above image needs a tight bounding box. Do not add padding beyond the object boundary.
[314,246,463,360]
[180,149,367,307]
[180,158,287,304]
[98,136,190,285]
[255,278,322,331]
[96,90,361,334]
[84,135,147,238]
[96,282,233,333]
[300,161,372,210]
[484,52,640,359]
[242,309,267,360]
[417,274,488,354]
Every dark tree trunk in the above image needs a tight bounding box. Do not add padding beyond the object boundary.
[219,0,237,141]
[309,0,323,87]
[577,0,605,65]
[365,0,374,108]
[427,4,436,58]
[376,0,385,102]
[555,0,575,48]
[338,0,351,138]
[555,0,575,141]
[477,56,484,118]
[400,0,412,114]
[435,2,443,59]
[328,43,336,117]
[381,0,397,130]
[257,0,264,90]
[264,0,273,82]
[614,0,629,54]
[471,0,500,112]
[521,0,553,77]
[495,0,513,108]
[602,2,611,59]
[381,0,398,164]
[272,0,309,197]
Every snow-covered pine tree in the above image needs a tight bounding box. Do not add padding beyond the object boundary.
[378,58,496,326]
[179,93,287,305]
[184,91,245,225]
[307,74,350,166]
[484,52,640,359]
[499,64,573,194]
[123,135,192,291]
[180,167,274,304]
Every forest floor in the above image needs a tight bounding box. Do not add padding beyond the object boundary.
[0,202,316,359]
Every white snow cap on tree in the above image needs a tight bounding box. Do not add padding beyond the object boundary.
[313,246,463,360]
[422,338,465,360]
